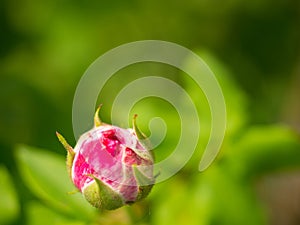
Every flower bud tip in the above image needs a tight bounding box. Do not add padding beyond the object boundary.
[94,104,103,127]
[56,131,75,178]
[132,114,146,140]
[56,131,74,155]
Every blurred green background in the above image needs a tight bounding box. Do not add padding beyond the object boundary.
[1,0,300,225]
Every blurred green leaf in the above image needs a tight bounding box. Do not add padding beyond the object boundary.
[150,176,214,225]
[226,125,300,179]
[179,50,250,170]
[150,167,266,225]
[26,201,85,225]
[202,166,266,225]
[15,145,97,221]
[0,165,19,225]
[182,50,249,139]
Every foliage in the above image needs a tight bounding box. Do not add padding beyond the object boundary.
[1,0,300,224]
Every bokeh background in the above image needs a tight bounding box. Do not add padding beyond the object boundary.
[1,0,300,225]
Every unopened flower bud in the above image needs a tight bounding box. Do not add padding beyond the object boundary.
[56,106,154,210]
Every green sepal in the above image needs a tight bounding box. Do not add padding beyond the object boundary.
[132,114,153,153]
[131,148,154,163]
[94,105,102,127]
[83,176,124,210]
[67,189,80,195]
[132,114,147,140]
[56,132,75,178]
[133,165,154,201]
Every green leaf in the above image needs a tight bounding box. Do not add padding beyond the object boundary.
[182,50,249,139]
[151,177,213,225]
[15,145,97,220]
[26,201,86,225]
[151,166,266,225]
[0,165,19,225]
[202,166,266,225]
[179,50,250,170]
[226,125,300,179]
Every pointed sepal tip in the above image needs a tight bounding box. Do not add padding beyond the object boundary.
[56,131,75,178]
[94,104,103,127]
[132,114,147,140]
[132,115,153,155]
[56,131,74,155]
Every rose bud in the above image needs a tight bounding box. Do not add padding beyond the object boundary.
[56,106,154,210]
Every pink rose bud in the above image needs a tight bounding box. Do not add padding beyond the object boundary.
[56,106,154,210]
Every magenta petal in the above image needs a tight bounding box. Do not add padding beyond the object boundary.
[72,153,94,191]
